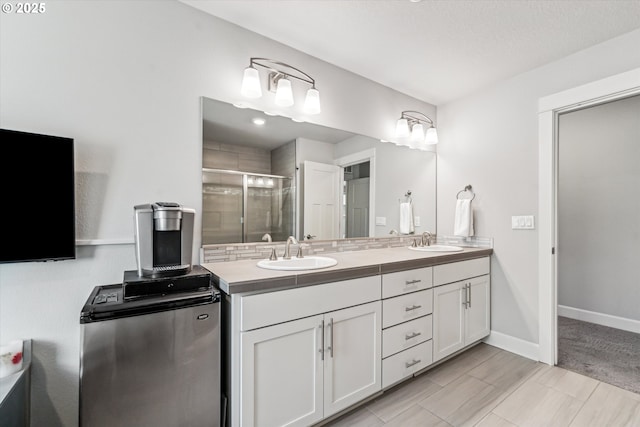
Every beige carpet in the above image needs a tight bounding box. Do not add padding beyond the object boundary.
[557,316,640,394]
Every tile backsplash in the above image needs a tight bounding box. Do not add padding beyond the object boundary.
[200,235,493,263]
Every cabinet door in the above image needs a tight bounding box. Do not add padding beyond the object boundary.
[432,282,465,362]
[323,301,381,418]
[465,275,491,344]
[241,315,324,427]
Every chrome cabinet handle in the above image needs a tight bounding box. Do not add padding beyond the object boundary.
[405,279,421,286]
[405,359,421,368]
[319,321,324,361]
[405,304,422,312]
[327,318,334,358]
[405,331,422,340]
[462,284,468,308]
[468,283,472,308]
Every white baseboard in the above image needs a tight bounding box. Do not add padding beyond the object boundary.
[558,305,640,334]
[484,331,540,362]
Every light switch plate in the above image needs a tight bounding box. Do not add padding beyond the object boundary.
[512,215,535,230]
[375,216,386,226]
[414,216,421,227]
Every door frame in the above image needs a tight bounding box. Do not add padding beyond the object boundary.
[537,67,640,365]
[334,149,376,238]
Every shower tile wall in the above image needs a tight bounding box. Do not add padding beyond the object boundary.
[203,140,271,174]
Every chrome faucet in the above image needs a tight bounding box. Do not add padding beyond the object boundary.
[261,233,272,243]
[283,236,299,259]
[389,229,399,236]
[421,231,433,247]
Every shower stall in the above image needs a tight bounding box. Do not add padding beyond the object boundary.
[202,168,294,244]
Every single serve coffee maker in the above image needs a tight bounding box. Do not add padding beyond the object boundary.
[133,202,195,278]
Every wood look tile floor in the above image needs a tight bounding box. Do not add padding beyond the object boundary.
[325,344,640,427]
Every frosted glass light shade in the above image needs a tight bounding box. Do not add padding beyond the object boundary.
[410,123,424,144]
[274,78,294,107]
[240,66,262,99]
[425,127,439,144]
[303,88,321,114]
[395,118,410,139]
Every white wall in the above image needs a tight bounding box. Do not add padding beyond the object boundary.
[334,135,437,236]
[437,29,640,346]
[0,2,436,426]
[558,94,640,321]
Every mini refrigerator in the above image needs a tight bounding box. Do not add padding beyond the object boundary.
[79,266,220,427]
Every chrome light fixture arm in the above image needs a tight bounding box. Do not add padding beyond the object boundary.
[400,110,435,128]
[248,57,317,89]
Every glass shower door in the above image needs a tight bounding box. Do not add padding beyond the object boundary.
[202,169,294,244]
[245,175,293,243]
[202,170,243,244]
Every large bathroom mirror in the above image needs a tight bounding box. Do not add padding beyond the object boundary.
[201,97,436,245]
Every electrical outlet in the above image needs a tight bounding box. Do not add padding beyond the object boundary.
[414,216,421,227]
[375,217,386,226]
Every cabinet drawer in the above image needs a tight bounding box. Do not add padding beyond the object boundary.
[382,341,433,388]
[382,315,432,358]
[382,267,432,299]
[433,257,490,286]
[382,289,433,329]
[240,276,381,331]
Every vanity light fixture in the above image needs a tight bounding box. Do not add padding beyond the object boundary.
[240,58,321,114]
[394,110,438,149]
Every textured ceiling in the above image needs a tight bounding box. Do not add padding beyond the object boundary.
[181,0,640,105]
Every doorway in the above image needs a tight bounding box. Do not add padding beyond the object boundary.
[537,67,640,366]
[335,148,376,239]
[556,94,640,394]
[342,161,370,238]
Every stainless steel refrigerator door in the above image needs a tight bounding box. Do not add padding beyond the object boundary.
[80,303,219,427]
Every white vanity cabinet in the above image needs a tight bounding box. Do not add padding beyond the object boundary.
[432,257,491,362]
[236,276,381,427]
[380,267,434,388]
[218,250,494,427]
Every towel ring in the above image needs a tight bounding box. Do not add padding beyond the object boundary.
[456,185,475,201]
[400,190,412,203]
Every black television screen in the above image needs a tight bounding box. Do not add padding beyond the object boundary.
[1,128,76,263]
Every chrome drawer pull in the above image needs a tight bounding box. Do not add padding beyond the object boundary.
[405,331,422,340]
[405,279,421,286]
[405,359,422,368]
[405,304,422,312]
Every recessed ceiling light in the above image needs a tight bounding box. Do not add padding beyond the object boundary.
[252,117,266,126]
[409,0,422,2]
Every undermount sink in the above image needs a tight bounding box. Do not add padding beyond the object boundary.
[257,256,338,271]
[408,245,464,252]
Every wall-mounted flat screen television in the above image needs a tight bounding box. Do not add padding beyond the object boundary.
[1,128,76,263]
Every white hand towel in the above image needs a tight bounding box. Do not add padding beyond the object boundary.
[399,202,415,234]
[454,199,474,237]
